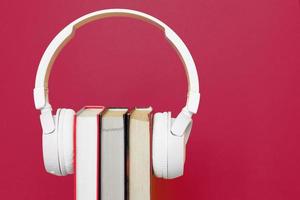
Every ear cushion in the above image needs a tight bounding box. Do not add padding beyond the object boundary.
[57,108,75,175]
[152,112,168,178]
[152,112,186,179]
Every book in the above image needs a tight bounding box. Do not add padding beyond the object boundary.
[76,106,104,200]
[101,108,128,200]
[127,107,152,200]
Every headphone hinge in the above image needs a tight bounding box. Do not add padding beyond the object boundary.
[171,109,193,137]
[40,105,55,134]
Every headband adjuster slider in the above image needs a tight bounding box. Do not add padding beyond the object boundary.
[34,87,47,109]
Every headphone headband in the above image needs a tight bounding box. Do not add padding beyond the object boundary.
[34,9,200,137]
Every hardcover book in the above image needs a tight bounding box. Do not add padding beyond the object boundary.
[127,107,152,200]
[101,108,128,200]
[76,106,104,200]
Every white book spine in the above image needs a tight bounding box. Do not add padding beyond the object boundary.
[76,116,99,200]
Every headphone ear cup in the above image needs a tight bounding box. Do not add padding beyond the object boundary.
[43,109,61,175]
[57,108,75,175]
[152,112,168,178]
[167,116,185,179]
[42,108,75,176]
[152,112,186,179]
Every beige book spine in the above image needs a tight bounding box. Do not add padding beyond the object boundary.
[128,108,152,200]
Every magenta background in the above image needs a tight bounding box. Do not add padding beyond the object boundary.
[1,1,300,200]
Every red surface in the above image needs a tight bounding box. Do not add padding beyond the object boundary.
[1,1,300,200]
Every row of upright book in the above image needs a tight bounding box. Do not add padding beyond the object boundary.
[76,106,152,200]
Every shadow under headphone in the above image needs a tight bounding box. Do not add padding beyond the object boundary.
[33,9,200,179]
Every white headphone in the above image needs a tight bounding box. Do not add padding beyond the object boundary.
[34,9,200,179]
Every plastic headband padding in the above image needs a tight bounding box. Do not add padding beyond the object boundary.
[34,9,200,136]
